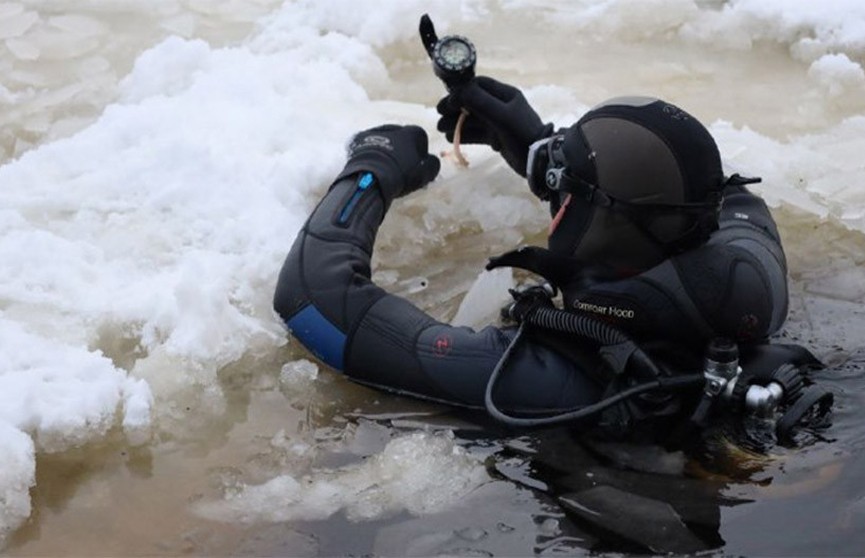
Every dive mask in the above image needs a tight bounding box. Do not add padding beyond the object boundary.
[526,132,726,252]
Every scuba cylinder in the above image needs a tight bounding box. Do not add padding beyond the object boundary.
[485,284,834,442]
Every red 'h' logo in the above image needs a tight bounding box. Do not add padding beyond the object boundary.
[433,334,453,357]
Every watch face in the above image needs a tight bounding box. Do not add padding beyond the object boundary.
[435,36,475,71]
[439,38,471,67]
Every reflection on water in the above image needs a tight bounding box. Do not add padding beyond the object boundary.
[5,1,865,556]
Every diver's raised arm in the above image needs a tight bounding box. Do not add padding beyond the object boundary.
[272,125,440,367]
[273,124,602,410]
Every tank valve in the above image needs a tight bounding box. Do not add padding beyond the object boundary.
[743,382,784,417]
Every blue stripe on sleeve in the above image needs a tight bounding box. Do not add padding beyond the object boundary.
[286,305,346,371]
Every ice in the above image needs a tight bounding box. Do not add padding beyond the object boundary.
[0,8,37,40]
[279,359,319,390]
[117,36,212,102]
[47,14,106,37]
[19,27,101,60]
[160,13,198,37]
[0,422,34,547]
[0,319,149,453]
[710,117,865,228]
[121,376,153,446]
[194,431,490,523]
[451,268,515,329]
[808,53,865,97]
[0,3,423,538]
[681,0,865,59]
[804,267,865,302]
[557,0,701,40]
[258,0,486,49]
[1,0,865,550]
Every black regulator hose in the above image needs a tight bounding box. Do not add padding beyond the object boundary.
[484,322,704,427]
[487,288,835,434]
[526,305,664,379]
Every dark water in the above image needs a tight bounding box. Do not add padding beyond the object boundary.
[255,342,865,557]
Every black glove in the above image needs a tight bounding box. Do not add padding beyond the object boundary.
[501,284,555,323]
[335,125,441,202]
[437,76,553,177]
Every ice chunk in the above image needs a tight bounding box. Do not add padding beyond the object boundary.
[47,14,107,37]
[0,9,38,40]
[279,359,319,390]
[20,28,100,60]
[808,53,865,97]
[122,377,154,446]
[194,431,489,523]
[0,319,148,453]
[0,422,35,547]
[160,13,198,37]
[118,36,212,102]
[4,36,40,60]
[451,268,515,329]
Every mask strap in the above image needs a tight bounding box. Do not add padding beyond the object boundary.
[556,168,725,253]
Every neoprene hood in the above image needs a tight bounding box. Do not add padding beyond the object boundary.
[547,97,724,274]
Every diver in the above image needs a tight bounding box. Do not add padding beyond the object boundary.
[272,73,829,441]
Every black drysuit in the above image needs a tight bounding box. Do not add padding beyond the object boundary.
[273,173,787,416]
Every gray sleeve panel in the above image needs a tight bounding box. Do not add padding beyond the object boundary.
[274,177,388,332]
[348,294,604,411]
